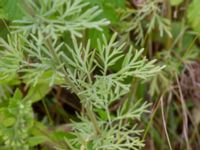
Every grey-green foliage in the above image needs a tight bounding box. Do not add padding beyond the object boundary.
[13,0,110,38]
[120,0,171,45]
[0,32,162,149]
[65,101,150,150]
[148,22,200,96]
[0,35,23,81]
[66,33,164,109]
[0,0,164,149]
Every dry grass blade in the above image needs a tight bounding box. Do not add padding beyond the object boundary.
[176,74,192,150]
[161,95,173,150]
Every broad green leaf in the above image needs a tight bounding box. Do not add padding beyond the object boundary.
[0,9,7,19]
[103,3,118,23]
[95,109,108,120]
[0,0,24,20]
[23,70,65,86]
[0,74,20,85]
[170,0,183,6]
[30,121,49,135]
[187,0,200,33]
[2,117,15,127]
[84,0,123,23]
[51,131,76,141]
[88,28,110,48]
[28,136,49,146]
[0,146,12,150]
[12,88,23,100]
[25,83,51,103]
[110,0,125,7]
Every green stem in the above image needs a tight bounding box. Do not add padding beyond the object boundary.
[106,106,111,124]
[85,104,101,135]
[142,93,164,140]
[45,34,101,136]
[22,0,102,143]
[42,99,54,125]
[163,0,172,50]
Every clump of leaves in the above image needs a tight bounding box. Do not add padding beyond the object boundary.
[118,0,172,45]
[0,89,33,150]
[0,0,164,149]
